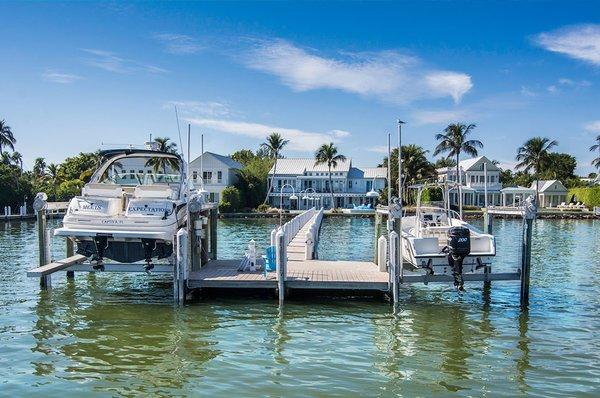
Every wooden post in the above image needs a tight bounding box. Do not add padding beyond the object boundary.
[37,208,51,289]
[377,235,387,272]
[520,217,534,309]
[483,210,493,289]
[275,230,286,306]
[210,207,218,260]
[66,238,75,279]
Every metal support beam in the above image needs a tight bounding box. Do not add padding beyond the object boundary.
[483,211,493,289]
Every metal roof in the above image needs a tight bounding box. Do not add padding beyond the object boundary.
[530,180,567,192]
[362,167,388,179]
[269,158,352,175]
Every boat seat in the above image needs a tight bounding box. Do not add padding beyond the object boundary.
[134,185,174,199]
[82,183,123,198]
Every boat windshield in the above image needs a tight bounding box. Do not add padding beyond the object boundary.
[96,155,182,187]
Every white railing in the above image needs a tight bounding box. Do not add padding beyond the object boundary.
[271,207,317,247]
[304,208,324,259]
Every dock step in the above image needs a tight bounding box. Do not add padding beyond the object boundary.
[27,254,88,277]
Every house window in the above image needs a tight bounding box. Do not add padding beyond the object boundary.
[203,171,212,182]
[348,180,353,189]
[130,169,135,179]
[217,171,222,183]
[193,171,198,181]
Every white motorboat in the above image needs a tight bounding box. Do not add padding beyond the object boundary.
[400,184,496,289]
[54,148,192,270]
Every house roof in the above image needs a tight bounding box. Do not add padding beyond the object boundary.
[530,180,567,192]
[501,186,535,193]
[436,156,500,173]
[189,152,243,170]
[269,158,352,175]
[362,167,388,179]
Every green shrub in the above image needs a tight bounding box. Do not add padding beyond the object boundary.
[256,203,270,213]
[56,179,84,201]
[219,186,242,213]
[568,187,600,208]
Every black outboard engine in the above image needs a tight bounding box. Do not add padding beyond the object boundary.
[447,226,471,291]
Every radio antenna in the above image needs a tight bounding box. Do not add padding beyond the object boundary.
[174,105,184,160]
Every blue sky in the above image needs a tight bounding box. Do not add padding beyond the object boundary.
[1,1,600,174]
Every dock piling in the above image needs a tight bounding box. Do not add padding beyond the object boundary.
[66,238,74,279]
[175,228,188,305]
[389,230,399,304]
[520,196,537,309]
[377,236,387,272]
[37,207,51,289]
[483,210,493,289]
[276,230,286,306]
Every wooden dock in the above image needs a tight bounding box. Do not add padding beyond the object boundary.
[188,259,389,291]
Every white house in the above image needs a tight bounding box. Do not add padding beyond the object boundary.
[437,156,502,207]
[189,152,243,202]
[268,158,387,210]
[530,180,568,208]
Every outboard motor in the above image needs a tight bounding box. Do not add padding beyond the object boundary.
[447,226,471,291]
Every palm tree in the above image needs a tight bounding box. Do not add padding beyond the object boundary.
[145,137,180,175]
[47,163,60,199]
[1,151,11,165]
[0,119,16,153]
[11,151,23,172]
[261,132,289,205]
[515,137,558,205]
[433,123,483,207]
[33,157,47,179]
[591,135,600,171]
[314,143,347,209]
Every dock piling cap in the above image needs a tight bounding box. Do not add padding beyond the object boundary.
[33,192,48,212]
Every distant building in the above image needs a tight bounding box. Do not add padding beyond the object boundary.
[267,158,387,210]
[437,156,502,207]
[189,152,243,202]
[530,180,568,208]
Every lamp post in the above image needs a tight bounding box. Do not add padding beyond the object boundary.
[280,183,298,226]
[366,178,380,207]
[300,188,317,210]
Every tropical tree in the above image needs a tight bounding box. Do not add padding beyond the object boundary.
[0,119,16,153]
[1,151,12,165]
[433,123,483,190]
[434,157,457,169]
[145,137,180,175]
[47,163,60,199]
[515,137,558,204]
[261,132,288,205]
[591,135,600,170]
[314,143,346,209]
[11,151,23,172]
[33,157,47,179]
[380,145,436,203]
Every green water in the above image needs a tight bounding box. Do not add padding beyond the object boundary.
[1,217,599,396]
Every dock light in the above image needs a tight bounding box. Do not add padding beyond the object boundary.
[289,193,298,201]
[366,189,379,198]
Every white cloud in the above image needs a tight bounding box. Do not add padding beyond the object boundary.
[558,77,591,87]
[42,70,82,84]
[547,85,558,94]
[186,117,350,151]
[154,33,204,54]
[411,109,468,125]
[241,39,472,104]
[82,49,167,74]
[584,120,600,133]
[165,101,233,117]
[535,24,600,65]
[367,146,389,154]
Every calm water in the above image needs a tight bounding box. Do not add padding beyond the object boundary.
[0,216,599,397]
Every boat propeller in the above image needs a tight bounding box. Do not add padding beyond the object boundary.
[92,236,108,271]
[141,239,157,273]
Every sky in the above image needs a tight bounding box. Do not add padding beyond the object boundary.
[1,1,600,174]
